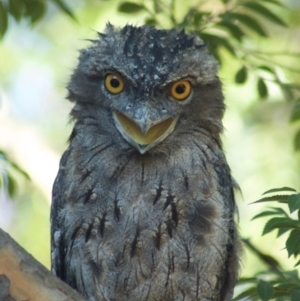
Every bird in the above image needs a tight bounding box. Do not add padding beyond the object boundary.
[51,24,242,301]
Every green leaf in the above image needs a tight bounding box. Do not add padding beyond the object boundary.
[277,227,291,237]
[241,2,287,27]
[232,286,257,301]
[258,65,275,74]
[7,173,17,198]
[252,210,284,220]
[10,161,31,180]
[118,2,144,14]
[290,104,300,123]
[294,259,300,267]
[294,130,300,151]
[229,12,267,37]
[235,66,248,84]
[217,21,245,41]
[200,33,235,56]
[193,11,204,27]
[263,187,297,195]
[286,230,300,257]
[51,0,76,21]
[288,194,300,213]
[145,17,157,26]
[8,0,24,21]
[0,2,8,39]
[262,0,286,7]
[262,217,300,235]
[284,270,299,280]
[292,290,300,301]
[252,195,289,204]
[257,280,274,301]
[23,0,46,23]
[258,78,268,98]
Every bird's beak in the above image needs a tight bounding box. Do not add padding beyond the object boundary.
[113,112,178,154]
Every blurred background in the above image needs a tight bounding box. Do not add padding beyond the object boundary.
[0,0,300,286]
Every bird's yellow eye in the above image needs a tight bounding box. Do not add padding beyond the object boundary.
[105,74,124,94]
[170,80,191,101]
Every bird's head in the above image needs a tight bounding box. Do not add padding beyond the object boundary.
[67,24,224,155]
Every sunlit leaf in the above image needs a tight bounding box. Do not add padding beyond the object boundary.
[229,12,267,36]
[257,280,274,301]
[118,2,144,13]
[263,187,297,195]
[286,230,300,257]
[235,66,247,84]
[241,2,287,27]
[288,194,300,213]
[262,217,300,235]
[294,260,300,267]
[258,78,268,98]
[262,0,286,7]
[0,2,8,39]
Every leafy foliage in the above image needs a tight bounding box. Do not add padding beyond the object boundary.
[0,0,75,39]
[234,187,300,300]
[0,151,30,198]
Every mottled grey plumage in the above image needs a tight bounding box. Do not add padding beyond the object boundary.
[51,24,241,301]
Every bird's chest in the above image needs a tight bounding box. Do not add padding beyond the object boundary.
[62,149,230,300]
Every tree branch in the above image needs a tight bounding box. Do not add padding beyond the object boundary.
[0,228,87,301]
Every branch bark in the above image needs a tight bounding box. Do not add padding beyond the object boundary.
[0,228,87,301]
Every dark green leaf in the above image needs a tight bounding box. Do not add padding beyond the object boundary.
[235,66,248,84]
[258,65,274,74]
[252,210,283,220]
[288,194,300,213]
[145,17,157,26]
[118,2,144,14]
[232,286,257,301]
[229,12,267,36]
[286,230,300,257]
[257,280,274,301]
[8,0,24,21]
[290,105,300,123]
[258,78,268,98]
[292,290,300,301]
[10,162,31,180]
[263,187,297,195]
[51,0,76,21]
[294,260,300,267]
[252,195,289,204]
[193,11,204,28]
[294,130,300,151]
[0,2,8,39]
[7,173,17,198]
[277,227,291,237]
[23,0,46,23]
[221,0,230,4]
[200,33,235,56]
[262,217,300,235]
[217,21,245,41]
[284,270,299,280]
[241,2,287,27]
